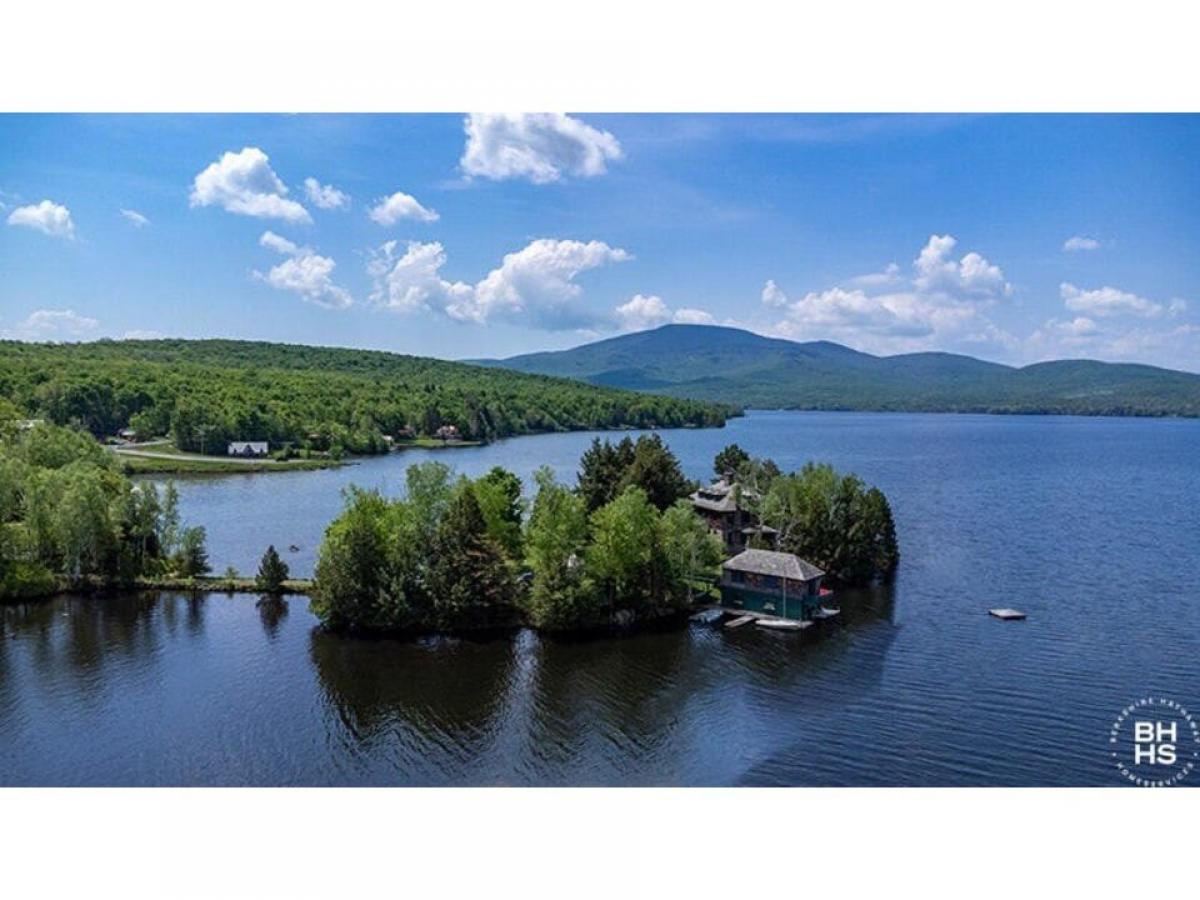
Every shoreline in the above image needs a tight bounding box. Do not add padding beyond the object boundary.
[4,580,726,640]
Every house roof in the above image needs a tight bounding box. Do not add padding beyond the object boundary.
[723,548,824,581]
[690,477,758,514]
[690,491,739,513]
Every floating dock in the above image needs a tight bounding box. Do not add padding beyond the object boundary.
[988,608,1027,621]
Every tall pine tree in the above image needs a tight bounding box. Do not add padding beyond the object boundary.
[426,484,516,630]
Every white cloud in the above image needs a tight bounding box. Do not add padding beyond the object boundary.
[848,263,902,288]
[255,230,351,309]
[460,113,623,184]
[1060,282,1164,318]
[614,294,716,331]
[1026,317,1200,370]
[259,230,302,255]
[672,307,716,325]
[615,294,671,330]
[1,309,98,341]
[368,237,630,330]
[366,240,473,316]
[1063,236,1100,252]
[761,279,789,308]
[367,190,439,226]
[303,178,350,210]
[913,234,1010,299]
[190,147,311,223]
[119,208,150,228]
[760,234,1013,353]
[7,200,75,239]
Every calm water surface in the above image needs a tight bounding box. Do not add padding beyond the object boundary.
[2,411,1198,785]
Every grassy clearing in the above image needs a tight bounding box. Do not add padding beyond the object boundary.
[115,445,339,475]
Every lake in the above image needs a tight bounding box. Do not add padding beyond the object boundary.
[2,411,1198,785]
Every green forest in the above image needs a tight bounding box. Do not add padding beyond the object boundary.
[0,410,210,601]
[310,435,899,634]
[0,339,732,456]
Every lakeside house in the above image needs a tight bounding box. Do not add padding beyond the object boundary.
[435,424,462,442]
[689,474,778,554]
[227,441,269,457]
[720,548,831,622]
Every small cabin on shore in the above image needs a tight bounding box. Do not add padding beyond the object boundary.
[227,441,269,457]
[434,424,462,442]
[689,475,778,554]
[720,549,829,622]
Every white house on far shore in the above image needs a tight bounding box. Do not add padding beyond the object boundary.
[227,441,269,457]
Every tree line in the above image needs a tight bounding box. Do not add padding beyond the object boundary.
[310,434,900,634]
[310,435,724,632]
[0,406,212,600]
[0,339,731,456]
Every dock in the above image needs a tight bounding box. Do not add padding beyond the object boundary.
[988,608,1027,621]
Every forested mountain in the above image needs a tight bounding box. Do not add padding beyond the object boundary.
[0,339,730,454]
[477,324,1200,417]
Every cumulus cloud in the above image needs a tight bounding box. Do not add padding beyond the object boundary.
[303,178,350,210]
[1063,236,1100,252]
[1060,282,1165,318]
[190,147,311,223]
[119,208,150,228]
[614,294,716,330]
[1027,316,1200,369]
[366,241,474,317]
[368,237,630,330]
[1,309,98,341]
[255,230,351,309]
[367,190,439,226]
[761,234,1013,353]
[460,113,623,184]
[615,294,671,330]
[672,307,716,325]
[761,279,789,308]
[913,234,1010,299]
[6,200,75,239]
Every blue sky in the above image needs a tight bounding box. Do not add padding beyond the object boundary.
[2,114,1198,370]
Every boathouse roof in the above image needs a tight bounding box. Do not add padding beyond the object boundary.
[723,548,824,581]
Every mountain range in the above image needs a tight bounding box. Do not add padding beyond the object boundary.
[474,324,1200,417]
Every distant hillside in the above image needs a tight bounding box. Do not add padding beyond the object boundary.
[475,324,1200,417]
[0,339,731,453]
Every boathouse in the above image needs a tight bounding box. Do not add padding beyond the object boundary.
[689,475,777,554]
[227,441,269,457]
[720,548,829,621]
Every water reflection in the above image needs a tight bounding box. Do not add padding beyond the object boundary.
[256,596,290,640]
[309,629,517,781]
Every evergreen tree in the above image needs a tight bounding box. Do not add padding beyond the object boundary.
[576,436,635,512]
[713,443,750,477]
[618,434,692,511]
[426,483,515,630]
[175,526,210,577]
[256,544,290,593]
